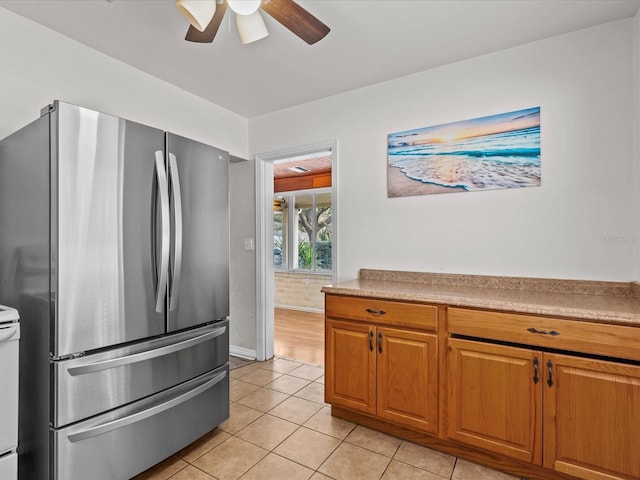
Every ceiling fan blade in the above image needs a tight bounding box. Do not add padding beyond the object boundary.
[261,0,330,45]
[185,1,228,43]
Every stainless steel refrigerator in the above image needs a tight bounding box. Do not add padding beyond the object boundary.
[0,101,230,480]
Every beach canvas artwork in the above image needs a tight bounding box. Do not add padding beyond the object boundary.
[387,107,541,197]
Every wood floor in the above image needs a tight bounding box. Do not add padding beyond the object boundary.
[274,307,324,366]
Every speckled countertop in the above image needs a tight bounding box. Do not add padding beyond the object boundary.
[321,269,640,326]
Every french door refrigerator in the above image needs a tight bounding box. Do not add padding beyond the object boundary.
[0,101,230,480]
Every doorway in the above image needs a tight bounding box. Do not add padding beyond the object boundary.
[255,141,337,364]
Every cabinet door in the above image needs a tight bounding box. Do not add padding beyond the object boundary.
[543,353,640,480]
[447,339,542,463]
[377,327,438,433]
[325,319,376,415]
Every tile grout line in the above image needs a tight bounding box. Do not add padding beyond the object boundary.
[232,365,393,480]
[143,357,519,480]
[375,440,401,480]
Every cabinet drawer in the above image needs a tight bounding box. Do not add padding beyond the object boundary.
[0,453,16,480]
[325,295,437,331]
[447,307,640,361]
[53,365,229,480]
[54,321,228,427]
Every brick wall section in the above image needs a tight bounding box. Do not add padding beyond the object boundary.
[275,272,332,312]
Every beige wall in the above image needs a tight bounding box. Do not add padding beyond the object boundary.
[275,272,332,312]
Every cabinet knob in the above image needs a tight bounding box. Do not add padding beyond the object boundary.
[533,357,539,384]
[366,308,387,316]
[377,332,383,354]
[547,360,554,387]
[369,331,374,352]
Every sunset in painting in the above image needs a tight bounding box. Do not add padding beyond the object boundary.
[387,107,541,197]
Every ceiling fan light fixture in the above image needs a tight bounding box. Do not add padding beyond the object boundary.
[227,0,261,16]
[176,0,216,32]
[236,10,269,44]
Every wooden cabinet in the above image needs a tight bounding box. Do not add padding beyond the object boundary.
[544,354,640,480]
[447,307,640,480]
[325,295,438,434]
[324,282,640,480]
[377,326,438,432]
[447,339,542,463]
[325,319,376,415]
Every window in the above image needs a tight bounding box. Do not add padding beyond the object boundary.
[274,190,332,272]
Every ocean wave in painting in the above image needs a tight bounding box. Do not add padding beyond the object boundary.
[388,108,541,192]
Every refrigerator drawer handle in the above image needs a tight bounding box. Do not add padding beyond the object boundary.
[155,151,171,313]
[67,369,226,443]
[67,326,227,376]
[168,153,183,312]
[0,326,17,343]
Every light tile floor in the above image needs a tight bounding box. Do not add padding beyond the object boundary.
[134,357,526,480]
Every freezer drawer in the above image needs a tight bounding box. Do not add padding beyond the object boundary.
[0,452,17,480]
[53,364,229,480]
[53,320,228,427]
[0,322,19,454]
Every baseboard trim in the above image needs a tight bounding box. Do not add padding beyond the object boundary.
[230,345,257,360]
[274,305,324,314]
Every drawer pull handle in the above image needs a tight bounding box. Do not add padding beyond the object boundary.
[377,332,383,354]
[547,360,554,387]
[527,327,560,336]
[369,331,374,352]
[366,308,386,316]
[533,357,539,384]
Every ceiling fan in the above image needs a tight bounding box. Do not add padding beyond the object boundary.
[176,0,330,45]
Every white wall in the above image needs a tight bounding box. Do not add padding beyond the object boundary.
[0,8,247,157]
[0,8,254,354]
[250,19,638,282]
[229,159,257,355]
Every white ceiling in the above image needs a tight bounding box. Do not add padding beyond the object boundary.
[1,0,638,118]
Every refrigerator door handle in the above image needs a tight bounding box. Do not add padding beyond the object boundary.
[154,151,171,313]
[168,153,183,312]
[66,369,227,443]
[66,325,227,376]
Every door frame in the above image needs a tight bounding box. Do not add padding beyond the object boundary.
[254,140,338,361]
